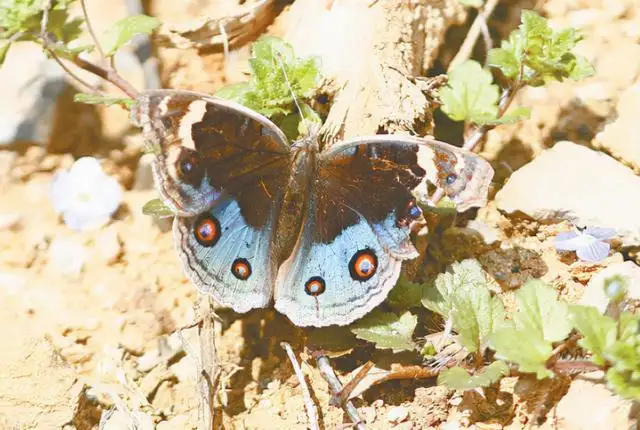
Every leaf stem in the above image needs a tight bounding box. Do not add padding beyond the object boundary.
[80,0,107,61]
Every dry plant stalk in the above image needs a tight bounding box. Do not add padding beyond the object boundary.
[195,295,222,430]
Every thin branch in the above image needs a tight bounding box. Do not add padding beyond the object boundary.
[281,342,320,430]
[315,354,366,430]
[332,361,374,406]
[448,0,500,71]
[72,55,139,98]
[551,360,601,374]
[546,334,581,369]
[45,47,100,93]
[80,0,107,60]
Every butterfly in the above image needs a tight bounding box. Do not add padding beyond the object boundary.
[131,89,494,327]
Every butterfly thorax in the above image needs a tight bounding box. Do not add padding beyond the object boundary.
[271,133,319,265]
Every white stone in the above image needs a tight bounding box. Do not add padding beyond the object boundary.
[581,261,640,313]
[386,406,409,424]
[593,83,640,172]
[496,141,640,247]
[541,377,638,430]
[0,44,66,145]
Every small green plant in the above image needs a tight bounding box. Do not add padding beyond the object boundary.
[439,10,594,127]
[215,36,322,140]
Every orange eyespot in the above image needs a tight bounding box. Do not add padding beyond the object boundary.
[349,249,378,281]
[194,216,221,247]
[231,258,252,280]
[304,276,326,297]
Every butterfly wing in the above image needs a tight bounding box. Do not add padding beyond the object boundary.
[174,196,277,311]
[132,89,291,217]
[133,90,292,312]
[274,136,494,327]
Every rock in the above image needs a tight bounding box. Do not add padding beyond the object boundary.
[94,226,123,265]
[0,212,22,231]
[386,406,409,424]
[47,237,87,276]
[0,307,85,429]
[542,377,639,430]
[580,261,640,313]
[0,151,17,178]
[100,410,155,430]
[593,83,640,173]
[0,44,66,145]
[496,141,640,247]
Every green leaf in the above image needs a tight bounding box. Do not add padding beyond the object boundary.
[0,40,9,66]
[513,280,572,343]
[422,259,491,318]
[422,259,505,353]
[102,14,161,57]
[487,9,594,85]
[214,82,251,104]
[452,283,506,353]
[490,326,553,379]
[142,198,174,217]
[74,93,134,108]
[439,60,500,123]
[605,312,640,399]
[387,276,423,311]
[477,107,532,125]
[350,310,418,353]
[438,361,509,390]
[277,103,321,141]
[570,305,617,366]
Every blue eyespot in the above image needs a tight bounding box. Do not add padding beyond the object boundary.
[445,173,457,185]
[408,205,422,218]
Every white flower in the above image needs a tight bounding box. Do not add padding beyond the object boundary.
[554,226,616,262]
[50,157,122,231]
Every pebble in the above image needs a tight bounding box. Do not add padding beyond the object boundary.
[47,237,87,276]
[94,226,123,265]
[0,213,22,231]
[386,406,409,424]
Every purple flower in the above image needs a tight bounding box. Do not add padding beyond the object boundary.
[50,157,122,231]
[554,227,616,262]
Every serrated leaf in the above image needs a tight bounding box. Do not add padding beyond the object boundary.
[350,310,417,353]
[387,276,423,311]
[513,280,572,343]
[422,259,491,318]
[215,82,251,104]
[438,361,509,390]
[74,93,134,108]
[487,9,594,85]
[570,305,617,366]
[102,15,161,57]
[423,260,505,353]
[452,283,506,353]
[439,60,500,124]
[142,198,174,217]
[490,326,553,379]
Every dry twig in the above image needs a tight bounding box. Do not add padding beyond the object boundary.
[196,295,222,430]
[281,342,320,430]
[448,0,500,71]
[315,353,366,430]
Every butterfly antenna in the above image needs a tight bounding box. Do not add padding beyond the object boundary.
[274,50,306,123]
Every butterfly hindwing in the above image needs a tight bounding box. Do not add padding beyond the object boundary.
[174,197,277,312]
